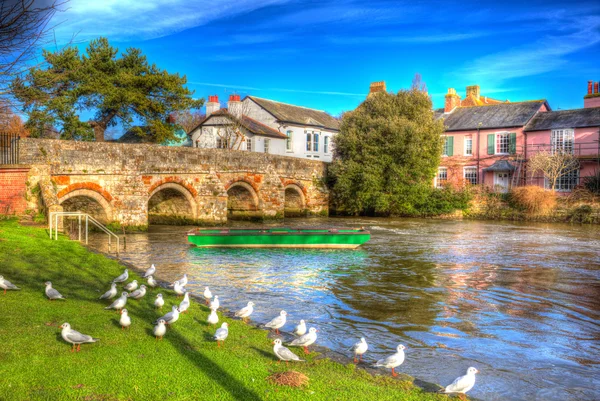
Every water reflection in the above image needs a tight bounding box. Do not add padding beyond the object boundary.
[88,218,600,401]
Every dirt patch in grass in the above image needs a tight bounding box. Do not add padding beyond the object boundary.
[268,371,309,388]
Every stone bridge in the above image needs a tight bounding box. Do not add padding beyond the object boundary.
[16,139,328,228]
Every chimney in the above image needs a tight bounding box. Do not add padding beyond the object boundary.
[584,81,600,108]
[228,94,242,117]
[595,82,599,94]
[368,81,386,97]
[444,88,461,113]
[588,81,593,94]
[466,85,480,100]
[206,95,220,116]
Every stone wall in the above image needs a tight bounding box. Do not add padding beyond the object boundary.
[18,138,328,227]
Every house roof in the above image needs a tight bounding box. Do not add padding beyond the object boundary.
[524,107,600,131]
[441,100,549,131]
[246,96,340,131]
[200,109,288,139]
[483,160,516,172]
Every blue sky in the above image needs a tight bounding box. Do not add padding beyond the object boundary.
[48,0,600,116]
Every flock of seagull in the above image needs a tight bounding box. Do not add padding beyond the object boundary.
[0,266,478,397]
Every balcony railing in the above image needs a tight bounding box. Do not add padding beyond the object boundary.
[525,141,600,159]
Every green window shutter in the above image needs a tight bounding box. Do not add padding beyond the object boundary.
[509,132,517,154]
[487,134,495,155]
[447,136,454,156]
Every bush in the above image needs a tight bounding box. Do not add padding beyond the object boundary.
[509,186,556,215]
[568,205,594,224]
[583,170,600,195]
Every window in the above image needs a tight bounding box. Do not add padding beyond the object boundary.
[551,129,574,154]
[547,170,579,192]
[442,136,454,156]
[464,136,473,156]
[286,130,293,152]
[435,167,448,188]
[216,137,223,149]
[306,132,312,152]
[496,133,510,154]
[264,138,270,153]
[313,133,319,152]
[324,137,330,153]
[246,137,252,151]
[464,167,477,185]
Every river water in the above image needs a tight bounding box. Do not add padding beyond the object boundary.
[89,218,600,401]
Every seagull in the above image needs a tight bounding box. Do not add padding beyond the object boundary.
[350,337,369,363]
[154,305,180,325]
[209,295,220,311]
[153,319,167,340]
[119,309,131,330]
[207,309,219,326]
[147,276,158,288]
[293,320,306,336]
[179,292,191,314]
[179,274,188,287]
[44,281,65,301]
[105,292,128,311]
[234,301,254,322]
[173,281,185,297]
[374,344,406,377]
[265,310,287,335]
[442,367,479,399]
[214,322,229,347]
[128,285,146,299]
[143,264,156,278]
[288,327,317,354]
[203,286,212,305]
[154,293,164,309]
[0,275,20,294]
[273,339,304,364]
[123,280,138,292]
[112,269,128,283]
[99,283,117,300]
[60,322,99,352]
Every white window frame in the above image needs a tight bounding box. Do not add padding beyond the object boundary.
[216,137,223,149]
[495,132,510,155]
[286,130,293,152]
[435,167,448,188]
[464,136,473,156]
[306,132,312,152]
[246,137,252,151]
[264,138,270,153]
[545,169,579,192]
[313,132,319,152]
[551,129,574,155]
[463,166,477,185]
[442,136,450,157]
[324,136,330,153]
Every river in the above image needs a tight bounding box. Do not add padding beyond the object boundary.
[89,218,600,401]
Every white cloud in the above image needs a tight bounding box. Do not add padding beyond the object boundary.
[328,32,487,45]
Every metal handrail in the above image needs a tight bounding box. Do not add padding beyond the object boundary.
[48,211,122,256]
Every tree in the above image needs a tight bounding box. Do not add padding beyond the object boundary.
[410,73,428,93]
[0,100,28,136]
[528,150,580,192]
[12,37,203,142]
[173,110,204,134]
[328,88,445,215]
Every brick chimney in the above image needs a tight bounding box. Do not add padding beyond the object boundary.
[228,94,242,117]
[466,85,480,100]
[206,95,220,116]
[584,80,600,108]
[368,81,386,97]
[444,88,461,113]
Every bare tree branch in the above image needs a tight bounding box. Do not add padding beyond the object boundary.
[528,150,580,191]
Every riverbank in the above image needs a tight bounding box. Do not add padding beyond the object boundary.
[0,219,450,401]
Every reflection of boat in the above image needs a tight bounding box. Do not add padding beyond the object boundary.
[187,227,370,249]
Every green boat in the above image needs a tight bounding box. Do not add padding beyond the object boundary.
[187,227,370,249]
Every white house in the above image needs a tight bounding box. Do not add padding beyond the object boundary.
[189,94,340,162]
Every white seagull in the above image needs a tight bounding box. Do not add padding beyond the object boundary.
[99,283,117,300]
[173,281,185,297]
[123,280,138,292]
[442,367,479,397]
[147,276,158,288]
[273,338,304,364]
[179,274,188,287]
[154,293,164,309]
[143,264,156,278]
[128,285,146,299]
[179,292,191,314]
[119,308,131,330]
[265,310,287,335]
[45,281,65,300]
[0,275,20,294]
[153,319,167,340]
[203,286,212,305]
[214,322,229,347]
[105,292,128,311]
[374,344,406,377]
[288,327,318,354]
[155,305,180,325]
[60,322,99,352]
[293,320,306,336]
[350,337,369,363]
[207,309,219,326]
[234,301,255,322]
[209,295,220,311]
[112,269,128,283]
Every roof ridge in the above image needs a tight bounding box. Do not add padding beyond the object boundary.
[457,99,546,109]
[248,96,327,113]
[241,114,283,135]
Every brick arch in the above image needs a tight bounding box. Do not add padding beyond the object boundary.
[284,183,306,209]
[56,182,114,202]
[226,181,259,211]
[147,177,198,198]
[223,177,260,192]
[58,188,113,222]
[148,182,198,219]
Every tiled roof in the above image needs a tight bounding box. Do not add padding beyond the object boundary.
[524,107,600,131]
[442,100,548,131]
[201,110,287,139]
[460,94,507,107]
[246,96,340,131]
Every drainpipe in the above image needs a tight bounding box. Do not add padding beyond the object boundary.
[477,123,482,184]
[523,131,527,186]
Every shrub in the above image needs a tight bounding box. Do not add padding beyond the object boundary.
[509,186,556,215]
[568,205,594,224]
[583,170,600,195]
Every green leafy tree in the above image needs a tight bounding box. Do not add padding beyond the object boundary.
[12,37,203,142]
[329,88,445,216]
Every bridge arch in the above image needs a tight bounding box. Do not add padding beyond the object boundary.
[148,182,198,224]
[226,181,259,217]
[58,188,113,223]
[284,183,306,217]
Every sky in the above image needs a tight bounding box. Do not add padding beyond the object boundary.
[46,0,600,116]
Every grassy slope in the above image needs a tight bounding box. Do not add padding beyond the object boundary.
[0,220,449,401]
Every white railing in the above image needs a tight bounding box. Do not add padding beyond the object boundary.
[49,211,122,256]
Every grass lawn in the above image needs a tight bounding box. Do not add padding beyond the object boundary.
[0,219,451,401]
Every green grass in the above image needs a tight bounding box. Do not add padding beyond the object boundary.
[0,219,450,401]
